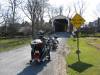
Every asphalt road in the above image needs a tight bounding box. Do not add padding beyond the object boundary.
[0,32,69,75]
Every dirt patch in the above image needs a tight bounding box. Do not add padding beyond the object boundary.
[86,37,100,50]
[55,42,70,75]
[88,43,100,50]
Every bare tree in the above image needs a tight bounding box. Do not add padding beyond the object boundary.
[0,0,22,37]
[47,6,65,20]
[47,6,60,19]
[8,0,22,24]
[0,4,4,24]
[73,0,86,16]
[38,0,48,27]
[2,9,10,36]
[0,4,10,37]
[22,0,48,38]
[65,6,70,17]
[58,6,63,15]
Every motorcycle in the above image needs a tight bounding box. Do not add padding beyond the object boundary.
[52,38,59,50]
[47,36,59,51]
[30,39,50,64]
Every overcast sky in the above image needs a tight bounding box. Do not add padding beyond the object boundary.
[48,0,100,23]
[0,0,100,23]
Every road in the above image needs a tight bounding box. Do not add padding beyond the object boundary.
[0,32,70,75]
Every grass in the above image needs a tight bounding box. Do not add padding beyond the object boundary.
[0,38,31,52]
[66,37,100,75]
[80,33,100,37]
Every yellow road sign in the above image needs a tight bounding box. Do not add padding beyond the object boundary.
[71,13,85,29]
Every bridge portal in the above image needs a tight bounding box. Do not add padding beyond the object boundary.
[50,15,69,32]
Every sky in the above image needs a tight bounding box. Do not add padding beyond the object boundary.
[48,0,100,23]
[0,0,100,23]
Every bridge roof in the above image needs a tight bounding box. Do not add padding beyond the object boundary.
[50,15,68,22]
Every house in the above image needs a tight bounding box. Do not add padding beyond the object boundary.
[18,21,32,36]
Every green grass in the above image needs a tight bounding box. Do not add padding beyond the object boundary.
[66,37,100,75]
[80,33,100,37]
[0,38,31,52]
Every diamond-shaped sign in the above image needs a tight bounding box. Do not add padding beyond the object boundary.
[71,13,85,29]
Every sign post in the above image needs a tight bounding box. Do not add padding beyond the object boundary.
[76,30,80,62]
[71,13,85,62]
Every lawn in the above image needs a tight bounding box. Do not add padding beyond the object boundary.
[0,38,31,52]
[66,37,100,75]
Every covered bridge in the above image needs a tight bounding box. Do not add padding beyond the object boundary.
[50,15,70,32]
